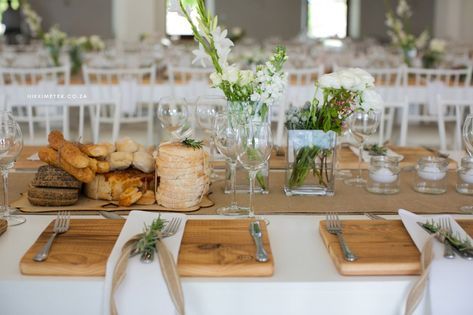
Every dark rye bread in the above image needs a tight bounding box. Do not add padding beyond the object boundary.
[27,185,79,206]
[32,165,82,189]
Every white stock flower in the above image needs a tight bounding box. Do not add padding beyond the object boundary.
[416,30,429,49]
[192,43,211,67]
[211,27,234,67]
[396,0,412,18]
[210,72,222,86]
[222,65,239,83]
[361,89,383,110]
[319,73,341,89]
[239,70,254,86]
[429,38,446,53]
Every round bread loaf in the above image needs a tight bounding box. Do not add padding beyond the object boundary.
[32,165,82,189]
[27,185,79,206]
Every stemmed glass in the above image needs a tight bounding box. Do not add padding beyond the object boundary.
[344,109,381,187]
[460,114,473,212]
[213,114,248,215]
[157,96,192,141]
[195,95,226,160]
[0,112,24,226]
[235,121,273,218]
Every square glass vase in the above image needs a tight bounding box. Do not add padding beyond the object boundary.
[224,161,269,194]
[284,130,337,196]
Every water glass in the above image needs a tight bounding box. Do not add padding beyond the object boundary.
[414,156,448,194]
[157,96,191,140]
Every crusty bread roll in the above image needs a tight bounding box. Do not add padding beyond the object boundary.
[109,152,133,170]
[116,137,139,153]
[84,169,154,201]
[100,142,116,154]
[39,147,95,183]
[119,187,142,207]
[58,142,90,169]
[79,143,108,158]
[48,130,65,150]
[136,190,156,205]
[96,160,110,173]
[133,151,155,173]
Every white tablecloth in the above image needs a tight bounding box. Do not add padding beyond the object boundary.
[1,213,460,315]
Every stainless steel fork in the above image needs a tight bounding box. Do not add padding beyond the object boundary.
[141,217,182,263]
[33,211,71,262]
[326,213,358,262]
[439,217,455,259]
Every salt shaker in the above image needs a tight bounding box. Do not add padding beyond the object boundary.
[367,156,400,194]
[457,156,473,195]
[414,156,448,194]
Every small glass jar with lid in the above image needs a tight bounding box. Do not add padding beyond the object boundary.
[456,156,473,195]
[366,156,401,194]
[414,156,448,194]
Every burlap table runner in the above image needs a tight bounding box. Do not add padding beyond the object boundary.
[10,170,473,215]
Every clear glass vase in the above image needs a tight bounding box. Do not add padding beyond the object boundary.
[284,130,337,196]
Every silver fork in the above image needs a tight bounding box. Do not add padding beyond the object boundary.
[326,213,358,262]
[33,211,71,262]
[141,217,182,264]
[438,217,455,259]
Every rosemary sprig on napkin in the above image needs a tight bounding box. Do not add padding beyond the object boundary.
[182,138,204,150]
[364,144,387,156]
[422,220,473,252]
[132,216,166,259]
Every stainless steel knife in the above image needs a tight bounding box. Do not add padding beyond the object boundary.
[98,211,125,220]
[249,220,268,262]
[416,221,473,260]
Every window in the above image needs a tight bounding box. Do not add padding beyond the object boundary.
[307,0,347,38]
[166,0,214,37]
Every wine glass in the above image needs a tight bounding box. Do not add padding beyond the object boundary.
[157,96,192,141]
[213,114,249,215]
[460,114,473,212]
[195,95,226,160]
[0,112,24,226]
[236,121,273,218]
[463,114,473,156]
[344,109,381,187]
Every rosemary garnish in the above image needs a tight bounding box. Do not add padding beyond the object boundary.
[364,144,387,156]
[132,216,166,258]
[422,220,473,252]
[182,138,204,150]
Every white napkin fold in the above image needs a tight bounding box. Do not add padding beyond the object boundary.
[26,153,39,161]
[349,146,404,162]
[399,209,473,315]
[103,211,187,315]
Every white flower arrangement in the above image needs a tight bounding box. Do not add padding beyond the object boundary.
[385,0,429,65]
[422,38,447,69]
[42,25,67,66]
[85,35,106,52]
[172,0,287,121]
[22,3,42,37]
[429,38,446,53]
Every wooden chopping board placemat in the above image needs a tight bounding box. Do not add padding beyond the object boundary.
[20,219,274,277]
[319,219,473,276]
[20,219,125,276]
[0,219,6,236]
[178,219,273,277]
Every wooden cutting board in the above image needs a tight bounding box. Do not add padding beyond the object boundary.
[20,219,125,276]
[178,219,274,277]
[320,219,473,276]
[20,219,274,277]
[0,219,6,236]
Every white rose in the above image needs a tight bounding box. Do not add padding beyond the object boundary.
[361,89,383,110]
[337,70,359,90]
[222,65,239,83]
[350,68,375,89]
[239,70,254,86]
[319,73,340,89]
[210,72,222,86]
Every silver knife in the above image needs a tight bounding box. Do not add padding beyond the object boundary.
[98,211,125,220]
[416,222,473,260]
[249,221,268,262]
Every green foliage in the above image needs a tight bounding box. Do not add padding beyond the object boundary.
[133,216,167,258]
[182,138,204,150]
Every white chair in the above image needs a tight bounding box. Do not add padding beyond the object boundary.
[0,66,70,143]
[404,66,472,148]
[275,65,325,146]
[82,65,156,145]
[166,64,215,101]
[437,96,473,151]
[364,66,408,146]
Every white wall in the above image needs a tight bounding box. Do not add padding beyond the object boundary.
[434,0,473,44]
